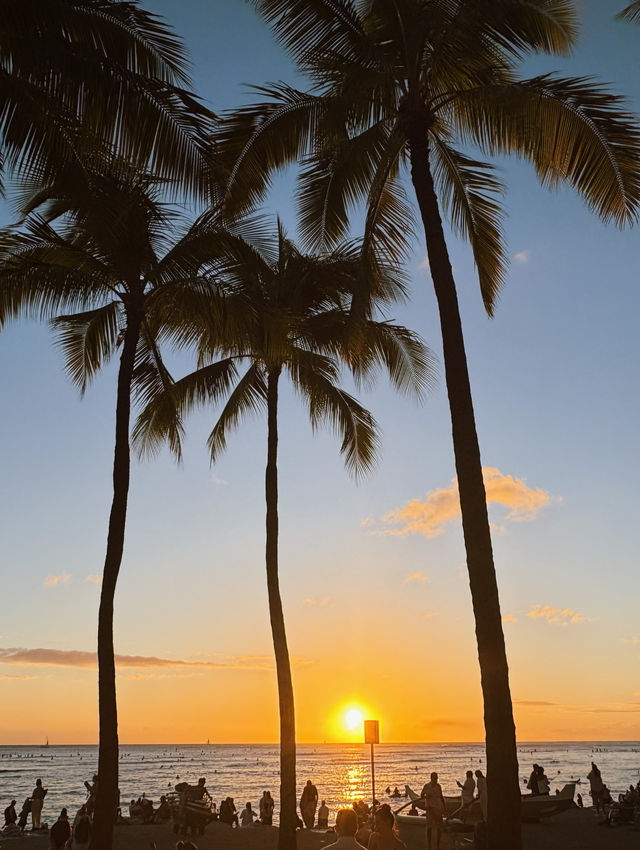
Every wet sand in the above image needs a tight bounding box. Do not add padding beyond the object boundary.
[1,810,639,850]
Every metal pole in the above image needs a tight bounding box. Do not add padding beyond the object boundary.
[371,742,375,810]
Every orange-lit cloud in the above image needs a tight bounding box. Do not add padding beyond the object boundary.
[527,605,589,625]
[514,249,531,264]
[0,647,286,671]
[502,614,517,623]
[376,467,551,537]
[515,699,640,714]
[85,574,102,584]
[303,597,332,608]
[43,572,71,586]
[403,572,428,585]
[623,637,640,644]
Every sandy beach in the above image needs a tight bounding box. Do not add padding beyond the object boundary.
[2,810,639,850]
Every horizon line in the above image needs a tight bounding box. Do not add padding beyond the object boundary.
[1,738,637,747]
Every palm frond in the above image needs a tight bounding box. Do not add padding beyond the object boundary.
[51,301,121,393]
[207,363,267,463]
[430,139,507,315]
[132,357,239,461]
[453,74,640,225]
[617,2,640,22]
[217,84,328,214]
[292,354,379,479]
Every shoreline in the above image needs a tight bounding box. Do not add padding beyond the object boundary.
[1,811,639,850]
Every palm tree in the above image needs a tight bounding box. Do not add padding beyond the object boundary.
[0,0,213,195]
[0,171,225,850]
[216,2,640,846]
[133,219,432,850]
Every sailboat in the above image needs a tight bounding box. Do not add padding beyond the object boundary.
[41,737,49,748]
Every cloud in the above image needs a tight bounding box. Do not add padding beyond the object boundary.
[514,249,530,264]
[418,254,430,271]
[623,637,640,645]
[0,673,38,681]
[502,614,517,624]
[85,574,102,585]
[44,572,71,587]
[303,597,332,608]
[377,467,552,537]
[515,698,640,714]
[527,605,590,626]
[0,647,290,672]
[403,572,428,585]
[360,517,374,528]
[514,699,558,707]
[210,472,227,487]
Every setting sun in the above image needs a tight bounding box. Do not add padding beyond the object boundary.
[345,708,363,731]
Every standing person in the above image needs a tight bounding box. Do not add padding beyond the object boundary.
[368,804,406,850]
[30,779,47,830]
[323,809,365,850]
[4,800,17,827]
[17,798,31,832]
[588,763,605,813]
[526,765,539,796]
[259,790,274,826]
[50,810,71,850]
[421,773,446,850]
[300,780,318,829]
[475,770,488,822]
[456,771,475,820]
[317,800,329,829]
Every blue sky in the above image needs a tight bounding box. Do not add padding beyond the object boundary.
[0,1,639,744]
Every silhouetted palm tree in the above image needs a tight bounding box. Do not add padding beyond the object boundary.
[0,0,213,195]
[133,219,432,850]
[618,1,640,21]
[217,2,640,846]
[0,171,225,850]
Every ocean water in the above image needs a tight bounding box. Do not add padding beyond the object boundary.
[1,742,639,824]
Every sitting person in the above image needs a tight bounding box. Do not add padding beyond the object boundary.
[155,795,171,821]
[239,802,257,827]
[49,816,71,850]
[324,809,365,850]
[369,804,406,850]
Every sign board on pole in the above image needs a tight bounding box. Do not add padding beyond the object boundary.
[364,719,380,744]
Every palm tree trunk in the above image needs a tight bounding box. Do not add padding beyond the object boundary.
[265,366,297,850]
[91,311,142,850]
[405,118,521,850]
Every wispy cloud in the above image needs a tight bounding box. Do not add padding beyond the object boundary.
[0,647,288,671]
[418,254,430,271]
[85,574,101,585]
[623,637,640,645]
[0,673,38,681]
[210,472,227,487]
[514,699,558,707]
[374,467,552,537]
[44,572,71,587]
[502,614,517,624]
[360,517,374,528]
[514,249,531,264]
[527,605,589,626]
[515,698,640,714]
[403,572,428,585]
[303,597,332,608]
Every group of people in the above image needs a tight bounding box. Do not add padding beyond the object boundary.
[526,763,551,796]
[324,805,406,850]
[2,777,48,833]
[2,798,91,850]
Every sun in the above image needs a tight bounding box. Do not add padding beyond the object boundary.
[345,708,363,731]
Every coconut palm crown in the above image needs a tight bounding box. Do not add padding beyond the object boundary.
[214,3,640,848]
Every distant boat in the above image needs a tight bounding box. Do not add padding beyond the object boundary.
[41,737,49,748]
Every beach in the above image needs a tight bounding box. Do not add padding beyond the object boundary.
[1,811,639,850]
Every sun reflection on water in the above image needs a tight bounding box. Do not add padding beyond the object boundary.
[341,761,369,803]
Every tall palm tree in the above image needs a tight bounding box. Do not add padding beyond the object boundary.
[216,2,640,846]
[0,0,213,195]
[0,171,225,850]
[133,219,432,850]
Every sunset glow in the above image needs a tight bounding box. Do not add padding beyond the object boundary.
[345,709,363,731]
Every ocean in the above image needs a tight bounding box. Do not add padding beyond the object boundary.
[1,742,639,824]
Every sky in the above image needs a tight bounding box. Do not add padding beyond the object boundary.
[0,1,639,746]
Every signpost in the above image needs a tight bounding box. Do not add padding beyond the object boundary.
[364,720,380,810]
